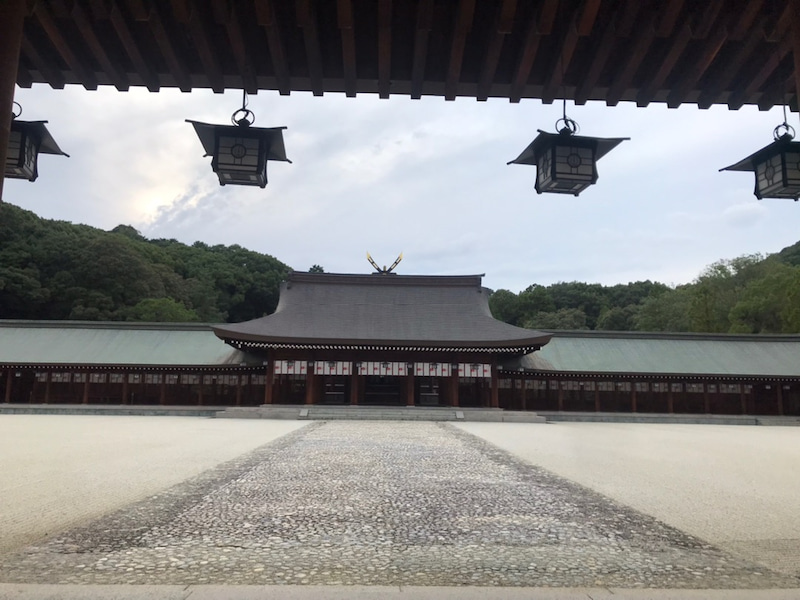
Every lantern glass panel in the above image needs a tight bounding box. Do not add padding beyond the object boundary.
[755,149,800,199]
[535,141,597,195]
[213,133,267,187]
[4,129,39,181]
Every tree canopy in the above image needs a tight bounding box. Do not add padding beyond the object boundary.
[0,203,290,322]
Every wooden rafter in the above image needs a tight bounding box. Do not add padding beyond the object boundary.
[573,16,616,105]
[476,0,517,101]
[377,0,392,99]
[225,1,258,94]
[296,0,324,96]
[696,19,766,109]
[666,23,728,108]
[509,0,558,103]
[410,0,433,100]
[109,0,159,91]
[186,3,225,93]
[636,21,692,107]
[691,0,724,39]
[255,0,290,95]
[444,0,476,101]
[728,0,764,40]
[148,1,192,92]
[21,35,66,89]
[606,11,657,106]
[727,32,792,110]
[654,0,684,37]
[33,2,98,89]
[338,0,357,97]
[71,1,130,90]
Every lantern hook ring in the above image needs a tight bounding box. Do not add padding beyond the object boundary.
[11,101,22,119]
[773,121,795,142]
[556,116,579,136]
[232,107,255,127]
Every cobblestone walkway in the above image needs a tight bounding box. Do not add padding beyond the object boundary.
[1,422,796,588]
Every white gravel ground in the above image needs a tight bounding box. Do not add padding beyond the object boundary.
[0,415,308,554]
[455,422,800,575]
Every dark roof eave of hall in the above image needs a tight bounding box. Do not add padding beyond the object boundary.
[15,1,799,111]
[220,336,548,353]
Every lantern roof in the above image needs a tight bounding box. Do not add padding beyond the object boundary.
[185,120,291,163]
[507,130,629,166]
[12,120,70,157]
[719,137,800,173]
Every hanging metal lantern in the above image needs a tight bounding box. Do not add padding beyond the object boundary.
[187,92,290,188]
[507,108,628,196]
[720,118,800,201]
[5,103,69,182]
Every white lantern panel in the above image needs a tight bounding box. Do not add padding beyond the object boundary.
[4,130,38,180]
[755,151,800,199]
[536,143,596,195]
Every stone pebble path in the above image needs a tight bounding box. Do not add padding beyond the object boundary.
[1,421,796,588]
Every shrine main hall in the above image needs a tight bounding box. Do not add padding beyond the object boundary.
[1,270,800,417]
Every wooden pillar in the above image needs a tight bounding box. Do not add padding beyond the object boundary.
[4,369,12,403]
[594,385,600,412]
[791,0,800,117]
[740,384,747,415]
[631,384,637,413]
[490,363,499,408]
[198,374,205,406]
[521,375,527,411]
[122,375,129,405]
[236,374,242,406]
[557,382,564,411]
[305,372,315,405]
[450,368,459,407]
[406,369,415,406]
[777,383,784,416]
[82,376,90,404]
[350,369,359,405]
[264,363,274,405]
[703,382,710,414]
[0,0,26,202]
[668,385,674,414]
[44,372,51,404]
[159,375,166,405]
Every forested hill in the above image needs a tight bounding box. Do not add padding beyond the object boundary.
[2,202,799,333]
[0,202,290,322]
[488,240,800,334]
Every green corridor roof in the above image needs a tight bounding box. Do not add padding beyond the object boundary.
[514,331,800,378]
[0,321,255,368]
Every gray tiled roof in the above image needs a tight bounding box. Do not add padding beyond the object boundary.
[0,321,255,367]
[508,331,800,378]
[213,273,552,351]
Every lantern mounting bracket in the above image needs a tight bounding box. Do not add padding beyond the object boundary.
[231,90,255,127]
[11,101,22,119]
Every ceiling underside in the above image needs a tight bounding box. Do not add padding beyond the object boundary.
[16,0,800,110]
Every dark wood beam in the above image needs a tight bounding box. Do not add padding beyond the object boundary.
[666,23,727,108]
[728,0,764,40]
[15,64,34,88]
[696,19,765,109]
[509,0,558,103]
[0,0,26,202]
[296,0,324,96]
[170,0,190,23]
[542,0,600,105]
[691,0,723,39]
[444,0,476,101]
[338,0,357,97]
[727,32,792,110]
[21,35,66,89]
[476,0,516,101]
[636,21,691,107]
[126,0,149,21]
[71,0,129,90]
[226,0,258,94]
[377,0,391,98]
[654,0,684,37]
[767,1,791,42]
[606,12,657,106]
[110,0,159,91]
[187,3,225,93]
[614,0,640,37]
[791,0,800,114]
[148,1,192,91]
[34,2,98,89]
[88,0,111,20]
[410,0,433,99]
[255,0,291,95]
[574,17,615,105]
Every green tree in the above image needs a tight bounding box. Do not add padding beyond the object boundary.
[635,287,692,331]
[121,297,201,322]
[525,308,588,330]
[309,264,325,273]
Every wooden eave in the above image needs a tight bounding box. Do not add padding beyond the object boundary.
[15,0,800,110]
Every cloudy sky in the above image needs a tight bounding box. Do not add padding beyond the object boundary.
[6,84,800,293]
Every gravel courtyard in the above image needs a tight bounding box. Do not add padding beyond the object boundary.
[0,418,797,589]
